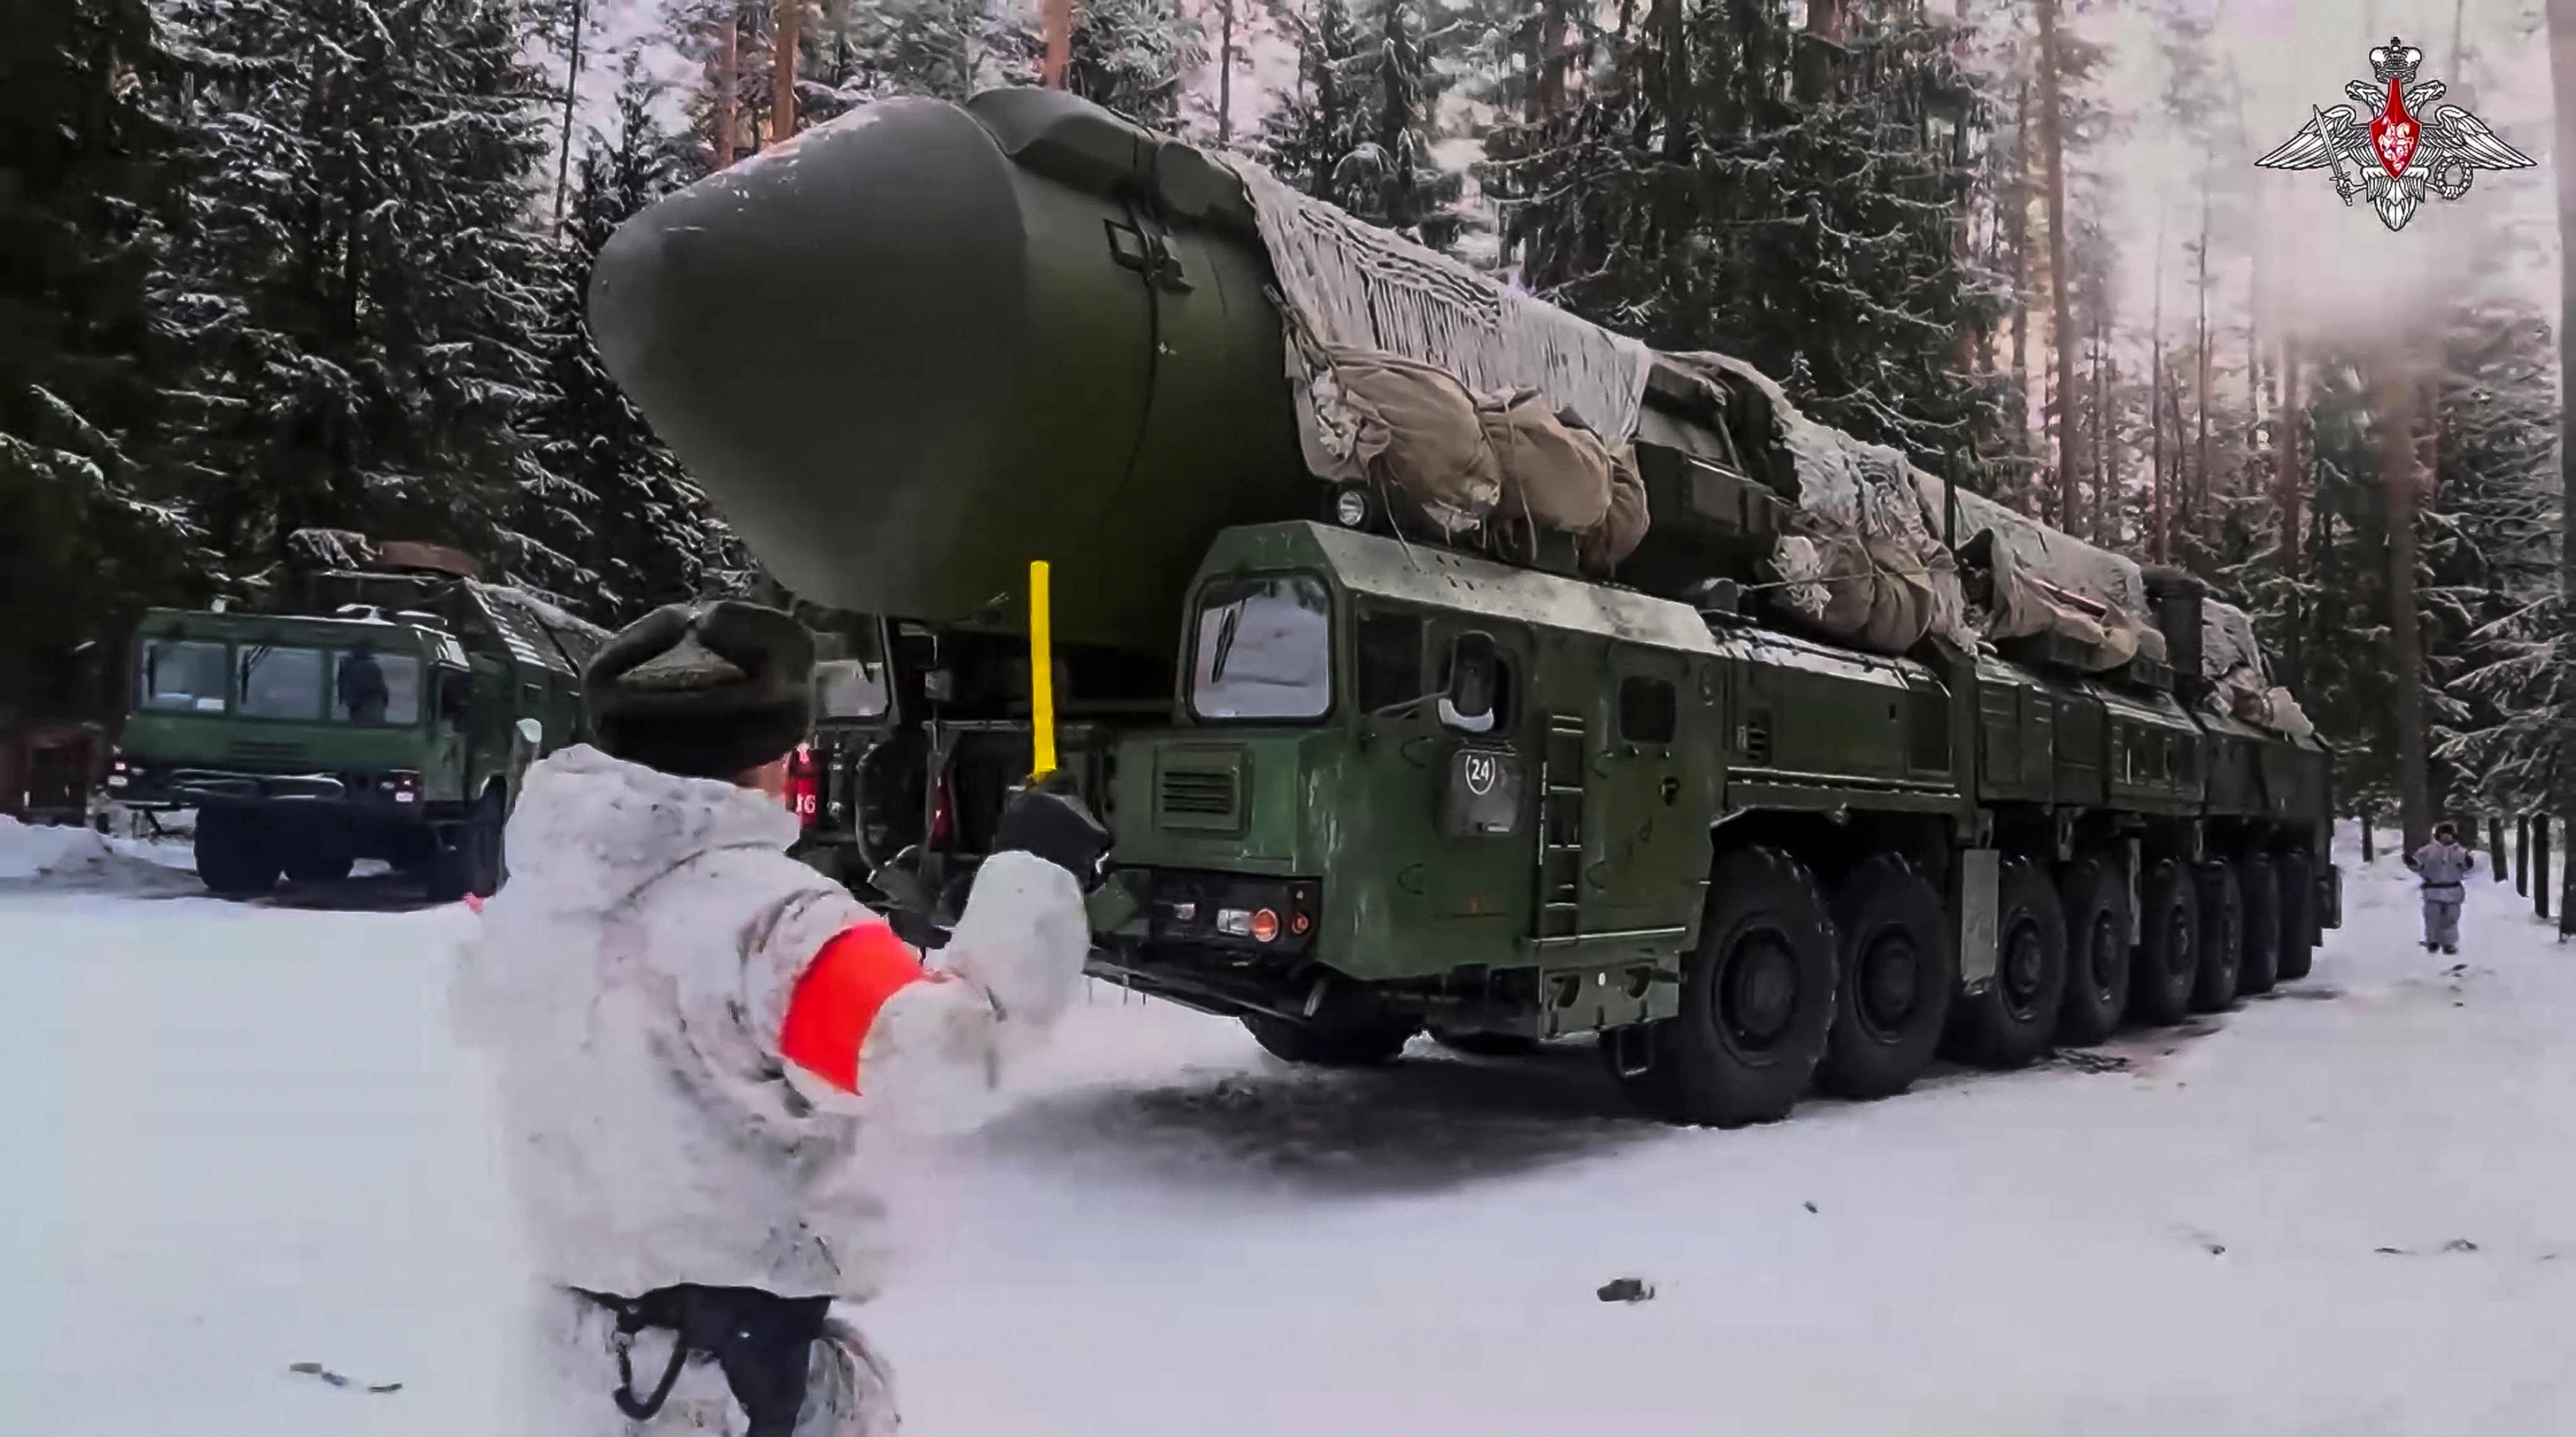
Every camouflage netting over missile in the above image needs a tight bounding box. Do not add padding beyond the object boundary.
[1220,140,2307,736]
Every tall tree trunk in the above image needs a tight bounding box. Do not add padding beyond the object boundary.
[2277,340,2304,576]
[2163,362,2192,562]
[2105,352,2121,546]
[1217,0,1236,144]
[2549,0,2576,935]
[1953,0,1978,376]
[2010,79,2032,470]
[2034,0,2078,530]
[2151,220,2166,562]
[1042,0,1073,87]
[2194,173,2213,557]
[714,4,738,169]
[553,0,588,229]
[772,0,799,145]
[1539,0,1570,115]
[1798,0,1848,104]
[2378,355,2431,852]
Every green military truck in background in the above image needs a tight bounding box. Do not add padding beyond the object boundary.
[593,89,2341,1127]
[108,534,605,901]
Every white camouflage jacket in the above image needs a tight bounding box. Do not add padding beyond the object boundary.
[449,745,1089,1302]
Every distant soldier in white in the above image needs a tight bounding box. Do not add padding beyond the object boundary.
[2406,821,2475,956]
[449,600,1110,1436]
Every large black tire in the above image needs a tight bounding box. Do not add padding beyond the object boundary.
[2129,858,2200,1026]
[2276,850,2317,981]
[2191,860,2243,1013]
[1429,1028,1541,1058]
[2056,856,2133,1046]
[1815,854,1953,1100]
[280,819,356,884]
[1244,1011,1417,1067]
[1632,846,1837,1127]
[1951,858,2067,1070]
[194,807,281,897]
[427,788,507,903]
[2236,853,2281,996]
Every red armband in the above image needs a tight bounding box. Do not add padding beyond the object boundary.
[779,921,930,1094]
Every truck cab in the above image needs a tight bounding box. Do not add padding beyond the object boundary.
[108,554,604,900]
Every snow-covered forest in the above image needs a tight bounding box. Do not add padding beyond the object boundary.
[4,0,2571,836]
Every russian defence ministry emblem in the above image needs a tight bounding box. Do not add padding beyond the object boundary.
[2255,37,2533,232]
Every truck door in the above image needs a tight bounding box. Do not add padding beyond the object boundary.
[1576,644,1707,940]
[1350,609,1533,973]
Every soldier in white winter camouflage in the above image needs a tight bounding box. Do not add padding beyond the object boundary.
[2407,822,2475,957]
[450,600,1110,1436]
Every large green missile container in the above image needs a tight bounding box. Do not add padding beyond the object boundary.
[588,88,1313,648]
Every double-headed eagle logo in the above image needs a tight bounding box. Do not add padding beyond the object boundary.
[2256,37,2533,232]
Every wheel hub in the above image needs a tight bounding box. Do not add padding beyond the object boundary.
[1723,935,1800,1049]
[1858,931,1921,1035]
[2088,913,2122,996]
[2002,919,2048,1016]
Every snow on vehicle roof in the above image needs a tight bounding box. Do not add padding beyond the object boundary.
[1300,523,1719,656]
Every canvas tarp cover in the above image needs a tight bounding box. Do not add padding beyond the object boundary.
[1333,349,1500,536]
[2202,599,2314,738]
[1480,392,1614,534]
[1664,352,2170,674]
[1218,154,1654,479]
[1579,447,1651,573]
[1664,353,1968,656]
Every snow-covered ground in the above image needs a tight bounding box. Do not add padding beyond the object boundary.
[4,822,2572,1435]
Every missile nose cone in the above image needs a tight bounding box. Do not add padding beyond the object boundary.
[585,97,1029,598]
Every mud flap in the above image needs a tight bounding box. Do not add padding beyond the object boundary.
[2322,863,2343,930]
[1956,848,1999,994]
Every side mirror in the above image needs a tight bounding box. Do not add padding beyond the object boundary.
[1445,633,1500,722]
[437,670,472,718]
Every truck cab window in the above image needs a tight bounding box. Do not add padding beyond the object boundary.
[140,640,230,712]
[237,645,325,720]
[1434,633,1513,735]
[1356,611,1424,714]
[332,650,421,724]
[1191,575,1332,721]
[816,659,889,719]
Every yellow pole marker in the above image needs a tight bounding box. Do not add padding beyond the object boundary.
[1029,560,1057,779]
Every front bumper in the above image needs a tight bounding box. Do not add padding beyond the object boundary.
[1082,867,1326,1021]
[113,764,428,814]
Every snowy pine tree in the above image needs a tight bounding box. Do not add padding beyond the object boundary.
[1257,0,1458,247]
[1488,0,2002,469]
[1,0,198,712]
[521,55,732,623]
[159,0,560,595]
[1066,0,1202,131]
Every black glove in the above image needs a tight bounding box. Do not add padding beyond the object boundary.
[990,770,1111,891]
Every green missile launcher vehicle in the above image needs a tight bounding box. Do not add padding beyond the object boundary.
[108,538,605,901]
[593,88,2339,1126]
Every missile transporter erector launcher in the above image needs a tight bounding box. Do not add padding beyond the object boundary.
[594,88,2339,1126]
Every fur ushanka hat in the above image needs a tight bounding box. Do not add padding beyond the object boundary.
[586,601,814,780]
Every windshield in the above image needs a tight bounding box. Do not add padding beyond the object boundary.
[815,659,889,719]
[332,648,422,724]
[1190,575,1332,723]
[236,645,326,721]
[138,640,230,713]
